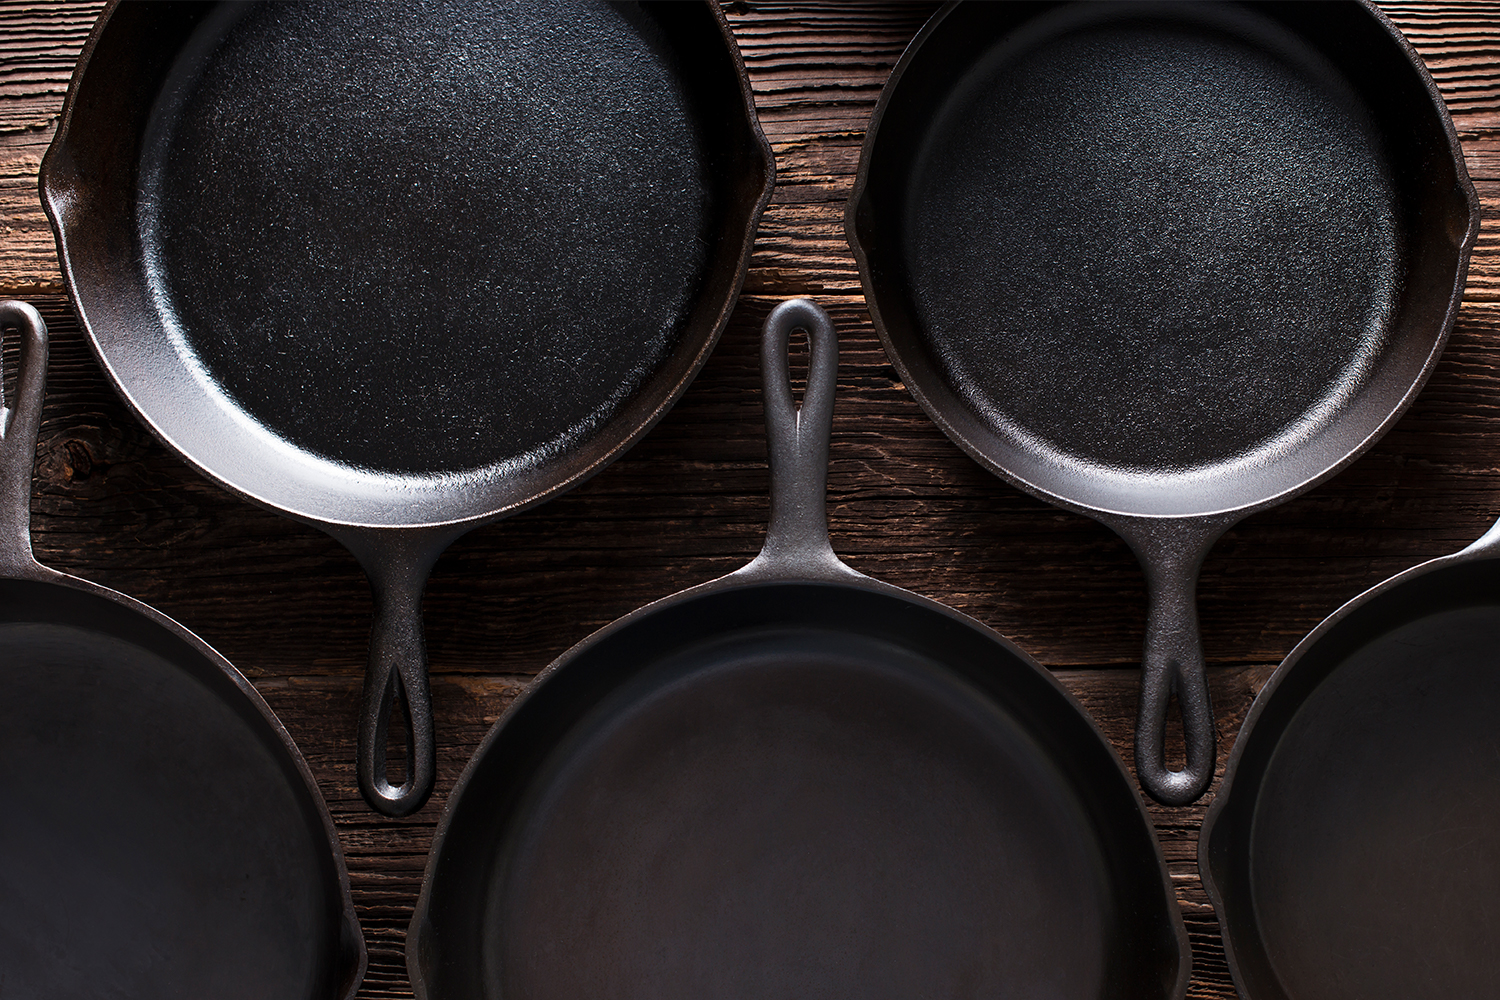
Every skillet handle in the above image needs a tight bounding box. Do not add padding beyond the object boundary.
[0,300,46,576]
[745,297,855,581]
[1119,515,1233,806]
[1136,574,1215,805]
[355,553,437,817]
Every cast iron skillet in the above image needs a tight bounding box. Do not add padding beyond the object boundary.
[1201,514,1500,999]
[848,0,1478,804]
[0,300,364,997]
[408,299,1189,1000]
[41,0,773,815]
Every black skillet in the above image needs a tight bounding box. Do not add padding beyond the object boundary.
[409,299,1188,1000]
[1201,515,1500,999]
[848,0,1478,804]
[41,0,772,815]
[0,301,364,996]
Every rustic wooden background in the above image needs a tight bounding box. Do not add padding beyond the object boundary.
[2,3,1497,997]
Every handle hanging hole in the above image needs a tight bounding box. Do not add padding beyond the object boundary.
[384,685,412,788]
[1,315,19,431]
[1160,683,1186,772]
[785,327,810,412]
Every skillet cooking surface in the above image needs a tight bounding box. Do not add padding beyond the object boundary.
[140,0,712,476]
[496,627,1108,997]
[0,582,351,999]
[904,3,1399,478]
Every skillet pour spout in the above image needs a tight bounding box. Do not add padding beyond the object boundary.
[409,299,1188,1000]
[848,0,1480,804]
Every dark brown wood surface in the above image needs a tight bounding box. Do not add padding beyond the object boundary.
[2,3,1498,997]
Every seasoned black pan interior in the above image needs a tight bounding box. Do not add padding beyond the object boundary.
[1204,559,1500,999]
[415,581,1182,1000]
[0,579,361,999]
[141,0,709,477]
[852,1,1473,518]
[46,0,767,526]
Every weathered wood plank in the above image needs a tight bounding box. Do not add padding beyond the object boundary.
[0,4,101,293]
[2,4,1498,998]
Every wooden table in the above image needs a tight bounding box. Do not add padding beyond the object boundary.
[2,4,1497,997]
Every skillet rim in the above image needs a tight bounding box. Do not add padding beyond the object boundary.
[39,0,775,532]
[845,0,1480,523]
[408,567,1191,1000]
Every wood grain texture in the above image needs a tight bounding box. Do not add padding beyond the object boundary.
[1,3,1497,997]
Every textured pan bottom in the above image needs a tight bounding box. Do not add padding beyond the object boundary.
[138,0,711,476]
[904,3,1400,476]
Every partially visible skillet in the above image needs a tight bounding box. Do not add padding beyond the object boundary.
[410,300,1188,1000]
[1203,520,1500,998]
[42,0,773,815]
[0,300,364,997]
[849,0,1478,804]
